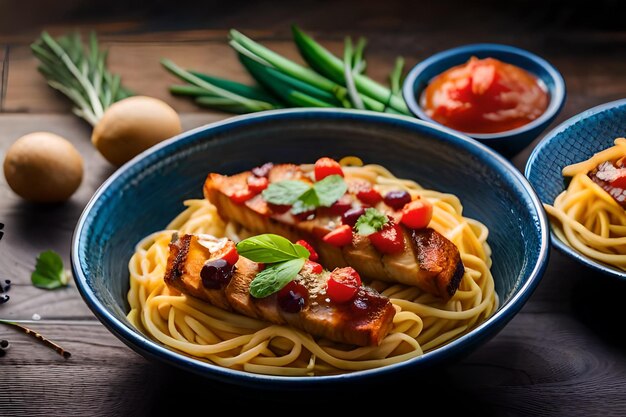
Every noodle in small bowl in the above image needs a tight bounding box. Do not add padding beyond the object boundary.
[72,109,549,387]
[526,98,626,279]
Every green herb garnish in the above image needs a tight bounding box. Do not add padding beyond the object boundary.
[237,234,311,298]
[262,175,347,214]
[354,208,388,236]
[31,250,70,290]
[31,32,132,126]
[236,234,309,263]
[249,258,306,298]
[260,180,311,206]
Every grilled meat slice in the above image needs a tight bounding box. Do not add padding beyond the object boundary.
[204,165,465,299]
[164,234,396,346]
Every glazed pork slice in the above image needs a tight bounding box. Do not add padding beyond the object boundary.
[164,234,396,347]
[204,164,465,299]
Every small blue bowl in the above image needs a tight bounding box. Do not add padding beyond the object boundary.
[526,98,626,280]
[72,109,549,387]
[403,43,566,157]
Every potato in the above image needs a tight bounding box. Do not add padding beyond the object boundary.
[3,132,83,203]
[92,96,182,166]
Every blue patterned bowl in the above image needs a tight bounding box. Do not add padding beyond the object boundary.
[403,44,566,157]
[526,99,626,280]
[72,109,549,387]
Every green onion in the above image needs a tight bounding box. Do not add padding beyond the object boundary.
[161,58,276,112]
[239,54,340,107]
[343,37,364,110]
[164,26,412,116]
[291,26,409,114]
[189,71,279,103]
[390,57,405,95]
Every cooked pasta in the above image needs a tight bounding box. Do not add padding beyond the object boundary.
[127,163,497,376]
[544,138,626,271]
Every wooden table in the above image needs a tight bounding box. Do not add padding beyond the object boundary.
[1,2,626,415]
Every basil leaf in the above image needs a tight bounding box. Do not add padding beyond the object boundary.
[262,180,311,205]
[291,188,319,214]
[249,258,306,298]
[354,208,389,236]
[236,234,310,263]
[313,175,348,207]
[31,250,70,290]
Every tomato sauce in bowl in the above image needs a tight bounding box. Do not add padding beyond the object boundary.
[420,57,549,134]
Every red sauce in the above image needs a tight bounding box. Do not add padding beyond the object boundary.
[420,57,549,134]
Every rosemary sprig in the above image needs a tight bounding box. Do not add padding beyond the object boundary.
[0,318,71,359]
[31,32,132,126]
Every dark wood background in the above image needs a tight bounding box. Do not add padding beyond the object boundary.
[1,1,626,415]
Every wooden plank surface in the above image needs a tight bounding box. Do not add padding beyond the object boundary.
[1,2,626,415]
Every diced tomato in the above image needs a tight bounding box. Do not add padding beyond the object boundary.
[303,260,323,274]
[350,181,382,205]
[247,175,269,193]
[369,222,405,254]
[401,198,433,229]
[358,188,382,205]
[211,241,240,265]
[329,195,353,215]
[229,185,255,204]
[609,170,626,189]
[322,225,353,247]
[296,239,319,261]
[314,157,344,181]
[326,267,362,303]
[257,263,266,272]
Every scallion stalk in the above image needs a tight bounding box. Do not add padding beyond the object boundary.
[291,26,410,115]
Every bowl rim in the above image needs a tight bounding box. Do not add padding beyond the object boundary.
[402,43,566,141]
[525,98,626,280]
[71,108,550,386]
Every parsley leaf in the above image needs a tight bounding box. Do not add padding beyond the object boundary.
[249,258,306,298]
[262,175,347,214]
[31,250,70,290]
[354,208,389,236]
[262,180,310,205]
[236,234,310,263]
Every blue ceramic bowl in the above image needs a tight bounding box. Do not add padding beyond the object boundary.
[403,44,566,157]
[526,99,626,280]
[72,109,549,387]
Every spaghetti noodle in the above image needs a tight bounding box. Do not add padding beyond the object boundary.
[544,138,626,271]
[127,163,497,376]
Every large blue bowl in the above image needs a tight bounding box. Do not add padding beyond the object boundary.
[72,109,549,387]
[526,99,626,280]
[403,44,566,157]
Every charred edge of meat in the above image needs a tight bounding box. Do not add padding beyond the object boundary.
[164,234,192,285]
[410,228,464,298]
[447,259,465,297]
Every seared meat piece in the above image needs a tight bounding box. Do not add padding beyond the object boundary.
[164,234,396,346]
[204,164,464,299]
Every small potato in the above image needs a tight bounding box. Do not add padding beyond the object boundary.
[3,132,83,203]
[92,96,182,166]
